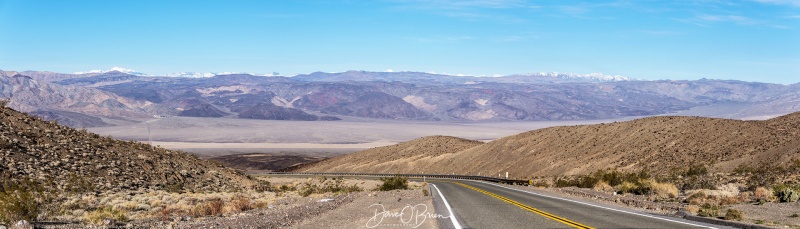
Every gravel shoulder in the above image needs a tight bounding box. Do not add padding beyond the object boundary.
[498,184,798,228]
[291,190,437,229]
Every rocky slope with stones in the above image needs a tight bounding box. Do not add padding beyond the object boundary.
[0,105,255,192]
[299,112,800,178]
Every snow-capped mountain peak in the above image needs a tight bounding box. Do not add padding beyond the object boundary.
[74,67,149,76]
[164,72,282,78]
[514,72,634,82]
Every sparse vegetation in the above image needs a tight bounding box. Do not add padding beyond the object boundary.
[299,177,363,197]
[228,196,253,213]
[159,183,185,193]
[0,178,51,224]
[774,185,800,203]
[678,164,717,190]
[552,170,678,200]
[189,198,225,218]
[724,209,744,221]
[697,203,722,218]
[377,176,408,191]
[530,180,550,188]
[754,187,775,204]
[64,173,95,194]
[734,160,800,190]
[84,206,127,225]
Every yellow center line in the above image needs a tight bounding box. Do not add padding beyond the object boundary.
[448,181,594,229]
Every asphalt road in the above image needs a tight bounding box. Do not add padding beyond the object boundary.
[429,179,733,229]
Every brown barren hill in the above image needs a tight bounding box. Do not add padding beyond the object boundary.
[0,105,255,192]
[297,135,483,173]
[301,112,800,178]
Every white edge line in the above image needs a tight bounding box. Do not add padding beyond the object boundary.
[430,183,463,229]
[470,180,718,229]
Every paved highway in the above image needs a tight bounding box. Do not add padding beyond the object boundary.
[429,179,733,229]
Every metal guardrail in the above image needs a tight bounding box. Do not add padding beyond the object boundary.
[252,172,531,186]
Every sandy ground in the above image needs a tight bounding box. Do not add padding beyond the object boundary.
[87,116,630,146]
[291,190,438,229]
[262,177,438,229]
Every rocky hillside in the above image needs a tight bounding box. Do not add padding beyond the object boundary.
[299,112,800,178]
[238,102,320,121]
[296,136,483,173]
[0,105,255,192]
[0,72,148,127]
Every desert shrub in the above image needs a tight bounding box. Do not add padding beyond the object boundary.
[724,209,744,221]
[576,176,599,189]
[190,198,224,217]
[684,205,700,213]
[719,196,741,205]
[157,205,186,221]
[299,178,363,197]
[736,192,752,203]
[531,180,550,188]
[0,179,49,224]
[734,163,798,190]
[422,189,429,196]
[556,170,652,190]
[252,201,270,209]
[617,181,638,194]
[206,198,224,216]
[65,173,95,194]
[378,176,408,191]
[617,180,653,195]
[685,191,709,206]
[685,164,709,177]
[754,187,775,204]
[83,206,127,225]
[228,196,252,213]
[681,175,717,190]
[595,170,626,186]
[553,177,579,188]
[253,180,272,192]
[299,184,316,197]
[593,181,613,192]
[651,181,678,199]
[697,204,722,218]
[774,187,800,203]
[189,204,208,217]
[159,183,184,193]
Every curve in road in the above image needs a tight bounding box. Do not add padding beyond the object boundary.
[431,179,730,229]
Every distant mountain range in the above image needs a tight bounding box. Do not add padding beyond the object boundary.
[1,69,798,127]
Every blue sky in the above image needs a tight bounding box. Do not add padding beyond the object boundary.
[1,0,798,84]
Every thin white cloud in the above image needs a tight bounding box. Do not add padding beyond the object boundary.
[753,0,800,7]
[392,0,533,9]
[387,0,537,22]
[697,14,755,24]
[677,11,791,28]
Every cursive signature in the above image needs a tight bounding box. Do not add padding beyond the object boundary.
[366,203,449,228]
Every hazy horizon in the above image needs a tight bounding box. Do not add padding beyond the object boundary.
[1,0,798,84]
